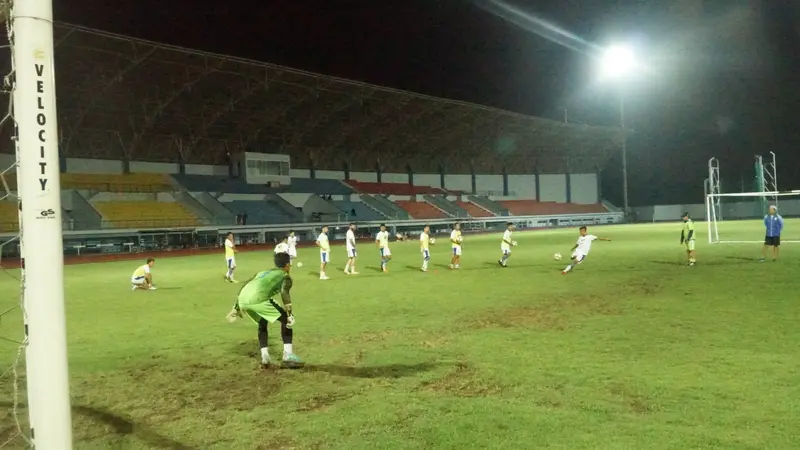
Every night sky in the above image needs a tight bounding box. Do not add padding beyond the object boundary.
[53,0,800,207]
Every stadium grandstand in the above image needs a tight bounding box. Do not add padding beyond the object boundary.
[0,23,624,232]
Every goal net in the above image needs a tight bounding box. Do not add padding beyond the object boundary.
[706,191,800,244]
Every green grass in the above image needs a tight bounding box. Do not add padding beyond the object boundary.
[2,221,800,449]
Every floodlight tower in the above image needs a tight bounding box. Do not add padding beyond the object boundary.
[598,45,637,216]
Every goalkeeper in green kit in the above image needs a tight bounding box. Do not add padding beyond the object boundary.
[226,252,304,368]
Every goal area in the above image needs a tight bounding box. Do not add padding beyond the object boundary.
[705,155,799,244]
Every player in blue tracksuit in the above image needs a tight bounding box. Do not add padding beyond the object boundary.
[761,205,783,262]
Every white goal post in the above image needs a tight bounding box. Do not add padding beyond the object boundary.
[706,154,798,244]
[706,190,800,244]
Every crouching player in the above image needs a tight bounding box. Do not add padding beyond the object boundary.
[226,252,304,369]
[131,258,156,290]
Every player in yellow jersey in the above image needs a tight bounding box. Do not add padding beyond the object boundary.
[680,212,696,266]
[131,258,156,291]
[224,232,238,282]
[449,222,462,269]
[419,225,431,272]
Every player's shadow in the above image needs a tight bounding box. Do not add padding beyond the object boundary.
[156,287,182,291]
[308,271,320,277]
[0,401,194,450]
[302,362,439,379]
[724,256,756,262]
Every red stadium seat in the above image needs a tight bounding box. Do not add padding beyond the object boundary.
[394,200,447,219]
[345,180,444,195]
[455,201,494,217]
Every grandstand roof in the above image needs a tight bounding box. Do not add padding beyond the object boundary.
[2,23,624,173]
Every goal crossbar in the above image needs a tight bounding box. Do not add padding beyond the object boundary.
[708,191,800,198]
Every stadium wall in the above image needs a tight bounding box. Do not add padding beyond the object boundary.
[0,156,599,203]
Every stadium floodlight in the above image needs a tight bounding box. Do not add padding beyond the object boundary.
[598,45,637,81]
[597,44,638,218]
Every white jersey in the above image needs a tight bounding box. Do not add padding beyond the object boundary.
[287,235,297,250]
[316,232,330,252]
[346,229,356,250]
[501,229,513,250]
[274,242,289,254]
[575,234,598,255]
[376,230,390,249]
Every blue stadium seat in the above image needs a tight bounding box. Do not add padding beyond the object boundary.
[223,200,297,224]
[334,200,385,221]
[174,175,352,195]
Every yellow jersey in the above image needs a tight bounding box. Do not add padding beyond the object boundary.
[450,229,462,248]
[225,238,235,258]
[420,232,429,251]
[132,264,150,279]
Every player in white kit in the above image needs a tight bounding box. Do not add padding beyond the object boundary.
[420,225,431,272]
[498,222,516,267]
[344,223,359,275]
[316,225,331,280]
[287,231,298,264]
[562,226,611,274]
[450,222,462,269]
[274,236,290,254]
[376,224,392,273]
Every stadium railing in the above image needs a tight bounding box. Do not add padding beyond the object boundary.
[0,211,624,260]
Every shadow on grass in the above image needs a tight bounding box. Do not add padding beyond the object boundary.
[155,287,182,291]
[302,362,439,379]
[724,255,757,262]
[0,401,194,450]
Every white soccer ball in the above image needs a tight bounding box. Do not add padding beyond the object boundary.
[429,238,436,245]
[553,253,562,261]
[296,262,303,268]
[512,241,518,247]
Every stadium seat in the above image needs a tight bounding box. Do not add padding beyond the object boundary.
[0,202,19,232]
[394,200,447,219]
[455,201,494,217]
[4,172,174,192]
[223,200,297,224]
[499,200,607,216]
[92,201,199,228]
[345,180,444,195]
[334,200,385,221]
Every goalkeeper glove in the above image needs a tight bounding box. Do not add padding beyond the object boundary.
[286,314,296,329]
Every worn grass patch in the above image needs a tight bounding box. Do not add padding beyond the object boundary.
[419,363,503,398]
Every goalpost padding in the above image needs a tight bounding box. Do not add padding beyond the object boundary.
[706,191,800,244]
[11,0,74,448]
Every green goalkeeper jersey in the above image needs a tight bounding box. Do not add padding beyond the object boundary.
[238,270,289,306]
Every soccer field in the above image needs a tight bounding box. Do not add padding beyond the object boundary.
[1,221,799,449]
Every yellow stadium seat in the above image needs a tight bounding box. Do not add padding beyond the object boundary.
[92,201,199,228]
[0,202,19,232]
[3,173,174,193]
